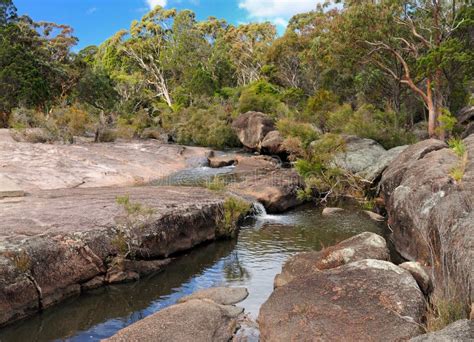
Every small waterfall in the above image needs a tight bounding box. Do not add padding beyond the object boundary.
[252,202,267,217]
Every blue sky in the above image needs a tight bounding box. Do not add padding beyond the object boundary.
[14,0,320,50]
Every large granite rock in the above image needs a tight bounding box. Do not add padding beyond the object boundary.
[260,130,285,155]
[410,319,474,341]
[229,169,303,213]
[274,232,390,288]
[259,259,426,342]
[0,186,235,326]
[379,135,474,302]
[333,135,386,174]
[360,145,408,182]
[332,135,408,183]
[107,287,248,342]
[456,106,474,139]
[232,112,275,151]
[106,299,242,342]
[400,261,433,295]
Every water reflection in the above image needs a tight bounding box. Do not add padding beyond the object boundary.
[0,203,384,342]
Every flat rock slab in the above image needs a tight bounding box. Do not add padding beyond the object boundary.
[106,299,242,342]
[0,186,223,239]
[178,287,249,305]
[0,132,211,191]
[259,259,426,342]
[0,175,24,198]
[0,186,228,326]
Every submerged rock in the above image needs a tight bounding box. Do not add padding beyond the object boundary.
[322,207,344,216]
[260,259,426,342]
[209,155,237,168]
[178,287,249,305]
[410,319,474,341]
[363,210,385,221]
[105,258,172,284]
[274,232,390,288]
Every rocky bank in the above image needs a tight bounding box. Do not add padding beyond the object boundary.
[259,232,427,341]
[380,135,474,304]
[0,186,236,327]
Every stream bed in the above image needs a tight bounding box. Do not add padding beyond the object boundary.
[0,164,387,342]
[0,202,385,342]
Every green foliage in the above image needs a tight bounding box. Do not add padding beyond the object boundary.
[114,195,156,258]
[276,118,319,147]
[427,294,468,332]
[305,90,339,130]
[206,176,226,192]
[437,108,457,136]
[9,104,93,143]
[327,104,416,149]
[448,138,468,183]
[74,68,118,111]
[295,133,346,196]
[238,80,288,117]
[1,2,472,148]
[173,103,240,149]
[217,197,250,238]
[448,138,465,158]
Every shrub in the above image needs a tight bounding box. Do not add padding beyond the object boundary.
[174,104,240,149]
[51,105,92,138]
[295,133,367,202]
[437,108,457,137]
[276,118,320,147]
[426,291,468,332]
[448,138,468,183]
[281,136,305,161]
[305,89,339,130]
[8,107,45,129]
[217,197,250,238]
[206,176,226,191]
[238,80,288,118]
[327,104,416,149]
[10,105,94,143]
[113,195,155,258]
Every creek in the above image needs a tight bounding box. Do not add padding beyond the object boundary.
[0,167,385,342]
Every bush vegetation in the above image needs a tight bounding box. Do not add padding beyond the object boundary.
[216,197,250,238]
[112,195,155,258]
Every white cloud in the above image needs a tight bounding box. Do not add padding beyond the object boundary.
[238,0,319,18]
[86,7,97,15]
[146,0,167,9]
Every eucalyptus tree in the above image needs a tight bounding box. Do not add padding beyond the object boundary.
[224,22,277,86]
[345,0,473,138]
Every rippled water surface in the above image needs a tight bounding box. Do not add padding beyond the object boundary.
[0,201,384,342]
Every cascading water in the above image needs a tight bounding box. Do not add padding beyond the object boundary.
[251,202,267,217]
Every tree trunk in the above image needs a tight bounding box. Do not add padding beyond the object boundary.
[428,103,437,138]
